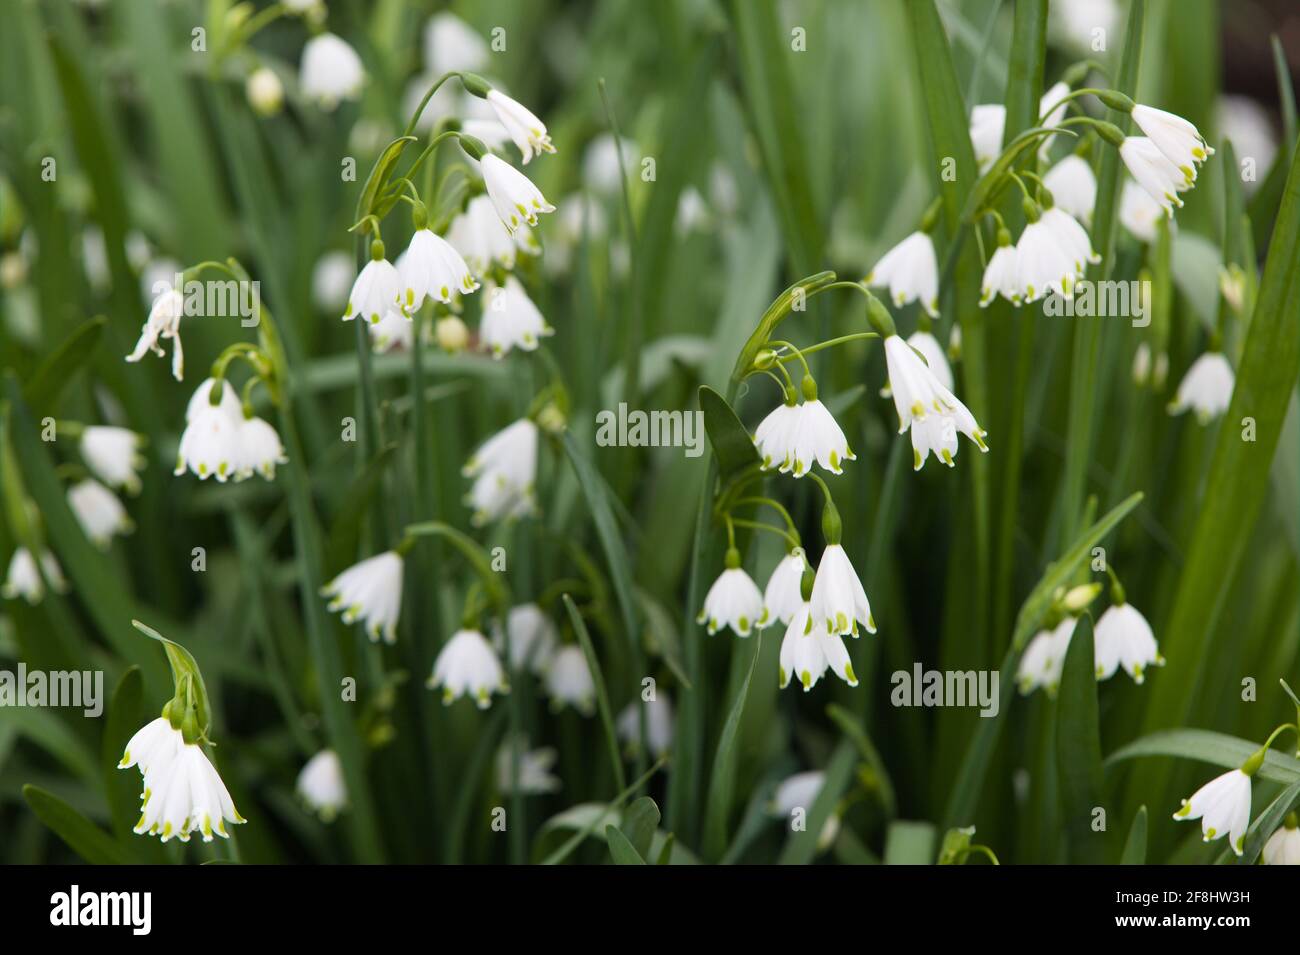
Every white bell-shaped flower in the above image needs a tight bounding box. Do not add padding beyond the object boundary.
[398,228,479,311]
[121,719,245,843]
[778,601,858,691]
[617,695,675,757]
[979,235,1021,307]
[1015,617,1075,695]
[447,195,537,274]
[2,547,67,604]
[1262,819,1300,865]
[480,276,552,357]
[544,645,596,715]
[1168,351,1234,423]
[698,554,769,637]
[1174,769,1251,856]
[321,550,405,644]
[479,154,556,234]
[1094,601,1163,684]
[80,426,146,494]
[865,231,939,317]
[485,89,555,164]
[754,399,803,474]
[236,416,288,481]
[763,550,807,626]
[462,419,539,525]
[809,544,874,637]
[1131,104,1214,183]
[1120,136,1190,218]
[883,333,988,465]
[175,380,242,482]
[1015,218,1079,301]
[300,33,364,110]
[494,602,559,674]
[343,254,402,324]
[1042,155,1097,225]
[296,749,347,821]
[496,735,561,794]
[68,479,133,548]
[427,628,508,708]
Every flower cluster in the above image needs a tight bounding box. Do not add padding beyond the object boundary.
[175,378,287,483]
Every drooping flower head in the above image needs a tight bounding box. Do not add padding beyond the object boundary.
[882,333,988,468]
[480,276,553,358]
[321,550,405,644]
[865,231,939,317]
[544,645,596,715]
[2,547,67,604]
[763,549,807,626]
[80,426,146,494]
[126,284,186,381]
[1174,768,1252,856]
[300,33,364,110]
[462,418,539,525]
[427,628,508,708]
[478,154,556,234]
[297,749,347,821]
[1168,351,1234,423]
[698,548,769,637]
[68,479,134,548]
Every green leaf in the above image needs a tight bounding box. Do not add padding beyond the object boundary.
[883,820,937,865]
[131,619,211,735]
[539,757,668,865]
[1106,729,1300,785]
[1235,780,1300,865]
[606,825,648,864]
[1121,806,1148,864]
[101,666,145,842]
[356,135,419,221]
[563,594,627,795]
[827,703,896,817]
[698,385,760,485]
[22,316,105,410]
[702,632,762,861]
[620,796,661,861]
[1056,615,1105,863]
[23,785,129,865]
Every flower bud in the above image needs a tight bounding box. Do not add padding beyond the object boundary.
[435,315,469,352]
[246,67,284,117]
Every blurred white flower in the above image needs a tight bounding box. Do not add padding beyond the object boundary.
[617,695,675,757]
[1119,178,1165,242]
[311,250,355,311]
[771,771,840,849]
[1094,601,1163,684]
[883,333,987,467]
[1174,769,1251,856]
[300,33,364,110]
[1131,104,1213,182]
[1040,205,1099,275]
[969,103,1006,173]
[809,543,874,637]
[778,601,858,692]
[462,419,539,525]
[1218,95,1276,195]
[125,285,186,381]
[1043,155,1097,225]
[81,425,146,494]
[764,550,807,626]
[175,380,241,481]
[1120,136,1189,218]
[2,548,67,604]
[344,255,402,324]
[485,89,555,164]
[427,628,508,708]
[368,307,413,354]
[1016,617,1075,695]
[544,645,596,715]
[1263,817,1300,865]
[435,315,470,353]
[496,735,561,794]
[699,558,769,637]
[236,416,288,481]
[493,602,559,674]
[423,11,487,74]
[246,66,283,116]
[479,154,556,233]
[1168,351,1234,423]
[480,276,552,357]
[1049,0,1118,54]
[865,231,939,317]
[68,479,133,548]
[1131,342,1167,389]
[674,187,710,236]
[448,194,539,274]
[980,235,1020,307]
[321,551,404,644]
[297,749,347,821]
[399,229,479,312]
[583,133,638,195]
[120,718,244,842]
[1218,265,1246,314]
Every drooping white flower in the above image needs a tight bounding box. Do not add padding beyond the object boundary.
[778,601,858,692]
[236,416,288,480]
[1015,617,1075,695]
[1131,104,1214,183]
[1119,178,1165,242]
[1120,136,1191,217]
[246,66,284,117]
[423,11,487,74]
[368,307,413,354]
[462,419,539,525]
[1094,602,1163,684]
[175,380,242,481]
[447,194,538,274]
[436,315,470,353]
[1174,769,1251,856]
[794,399,856,476]
[969,104,1007,173]
[904,330,953,392]
[311,250,355,311]
[865,231,939,317]
[120,719,244,842]
[1015,217,1078,301]
[343,255,402,324]
[479,154,556,234]
[1040,205,1099,275]
[771,771,841,849]
[68,479,133,548]
[754,400,803,474]
[809,544,874,637]
[126,285,186,381]
[1168,351,1234,423]
[493,602,558,674]
[544,645,596,715]
[2,548,67,604]
[1037,81,1071,142]
[80,426,146,494]
[299,33,364,110]
[883,333,988,466]
[617,695,675,757]
[764,550,807,626]
[321,550,404,644]
[398,228,479,312]
[582,133,638,195]
[296,749,347,821]
[1262,818,1300,865]
[698,557,769,637]
[1218,95,1276,196]
[1049,0,1119,54]
[427,628,508,708]
[496,735,561,794]
[1042,155,1097,225]
[485,89,555,164]
[480,276,552,357]
[979,235,1021,307]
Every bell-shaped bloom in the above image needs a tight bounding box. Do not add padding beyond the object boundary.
[427,628,508,708]
[1119,178,1165,242]
[1131,104,1214,183]
[68,479,133,548]
[883,333,988,467]
[480,276,552,357]
[343,256,402,324]
[865,231,939,317]
[698,563,769,637]
[778,601,858,692]
[493,602,559,675]
[617,695,675,757]
[979,239,1020,307]
[1015,617,1076,695]
[1015,218,1079,301]
[398,228,479,312]
[544,645,596,715]
[447,194,538,274]
[1094,602,1163,684]
[296,749,347,821]
[1042,155,1097,225]
[81,426,146,494]
[485,89,555,164]
[2,547,67,604]
[809,544,874,637]
[462,419,539,525]
[1120,136,1191,218]
[320,550,405,644]
[1039,206,1099,276]
[754,400,802,474]
[764,550,807,626]
[1168,351,1234,423]
[1262,820,1300,865]
[236,416,288,481]
[1173,769,1252,856]
[479,154,556,234]
[175,381,242,482]
[300,33,364,110]
[120,718,245,842]
[496,735,561,794]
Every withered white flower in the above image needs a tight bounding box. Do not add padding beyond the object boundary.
[479,154,556,234]
[544,645,596,715]
[68,479,133,548]
[81,425,146,494]
[480,276,552,357]
[809,544,874,638]
[299,33,364,110]
[865,231,939,317]
[1174,769,1251,856]
[427,628,508,708]
[1168,351,1234,423]
[2,547,67,604]
[321,550,404,644]
[125,285,186,381]
[296,749,347,821]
